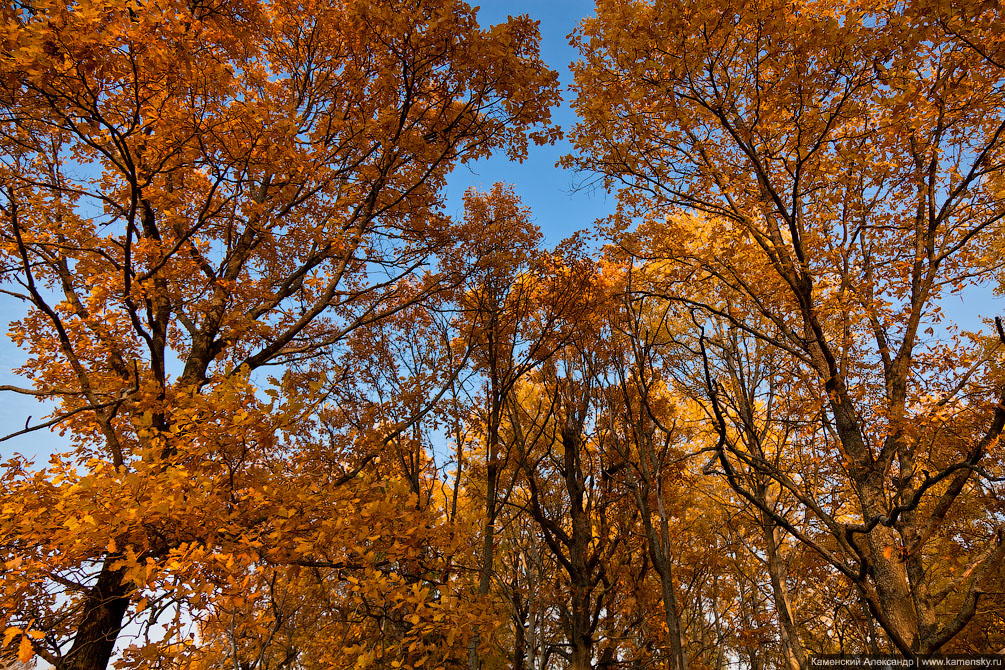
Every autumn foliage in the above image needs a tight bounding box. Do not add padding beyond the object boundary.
[1,0,1004,669]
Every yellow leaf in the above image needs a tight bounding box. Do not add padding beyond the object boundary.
[18,635,33,663]
[3,627,21,647]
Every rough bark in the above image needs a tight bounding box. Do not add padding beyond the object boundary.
[58,557,131,670]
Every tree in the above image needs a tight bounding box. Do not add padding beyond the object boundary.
[0,0,559,667]
[601,273,695,670]
[570,0,1005,656]
[503,258,634,670]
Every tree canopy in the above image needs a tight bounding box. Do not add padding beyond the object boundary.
[1,0,1004,669]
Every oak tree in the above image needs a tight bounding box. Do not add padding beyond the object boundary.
[570,0,1005,655]
[0,0,558,667]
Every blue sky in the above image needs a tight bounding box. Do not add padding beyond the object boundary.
[442,1,614,244]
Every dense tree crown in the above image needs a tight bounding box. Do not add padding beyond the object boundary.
[1,0,1003,669]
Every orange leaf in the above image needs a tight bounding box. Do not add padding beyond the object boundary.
[17,635,34,663]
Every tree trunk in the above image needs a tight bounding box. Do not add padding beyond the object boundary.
[467,457,498,670]
[566,423,594,670]
[640,498,688,670]
[657,555,688,670]
[512,596,527,670]
[762,518,807,670]
[58,555,131,670]
[469,369,504,670]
